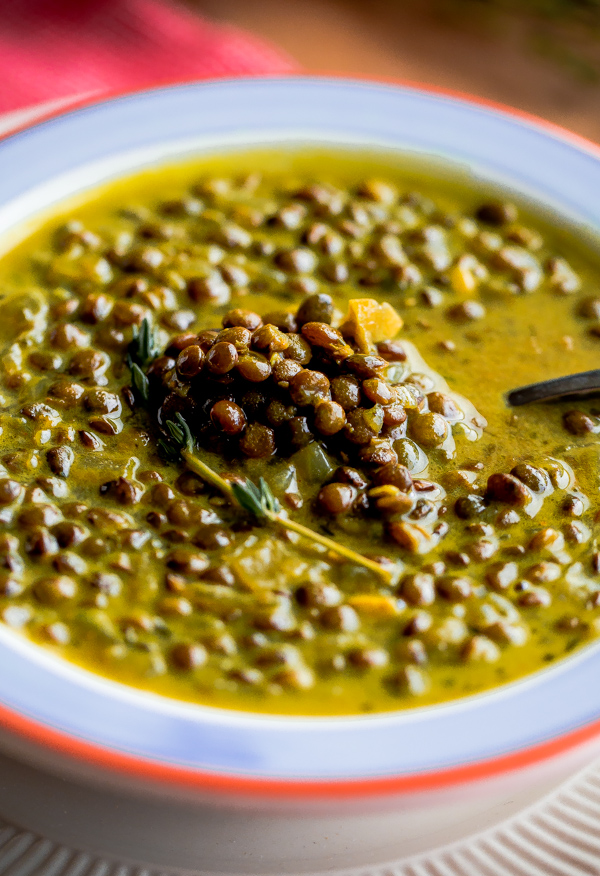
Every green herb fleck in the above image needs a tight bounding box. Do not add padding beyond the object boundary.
[232,477,281,520]
[165,412,195,453]
[130,362,150,404]
[127,317,159,369]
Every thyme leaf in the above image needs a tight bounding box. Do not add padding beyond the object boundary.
[259,476,281,515]
[165,412,195,453]
[127,317,159,369]
[157,438,181,463]
[130,362,150,404]
[231,477,280,519]
[231,479,264,518]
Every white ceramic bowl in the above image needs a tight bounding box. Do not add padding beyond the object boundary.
[0,76,600,875]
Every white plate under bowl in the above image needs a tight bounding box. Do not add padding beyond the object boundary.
[0,759,599,876]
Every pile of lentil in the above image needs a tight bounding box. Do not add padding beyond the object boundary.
[0,148,599,715]
[149,295,480,550]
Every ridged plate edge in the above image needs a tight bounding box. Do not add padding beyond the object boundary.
[0,761,599,876]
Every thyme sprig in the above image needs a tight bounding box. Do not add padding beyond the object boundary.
[163,414,393,583]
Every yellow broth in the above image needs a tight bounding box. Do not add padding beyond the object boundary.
[0,148,598,715]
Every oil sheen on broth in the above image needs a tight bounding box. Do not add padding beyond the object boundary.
[0,148,598,715]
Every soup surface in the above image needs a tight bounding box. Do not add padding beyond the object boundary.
[0,148,599,715]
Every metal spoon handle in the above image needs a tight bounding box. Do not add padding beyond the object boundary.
[507,369,600,407]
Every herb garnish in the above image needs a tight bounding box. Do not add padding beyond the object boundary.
[128,320,393,583]
[165,415,394,582]
[127,319,159,404]
[128,318,159,368]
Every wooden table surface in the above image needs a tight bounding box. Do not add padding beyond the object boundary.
[196,0,600,143]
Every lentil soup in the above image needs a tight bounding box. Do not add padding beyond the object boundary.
[0,148,599,716]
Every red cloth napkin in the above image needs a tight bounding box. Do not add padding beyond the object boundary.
[0,0,296,114]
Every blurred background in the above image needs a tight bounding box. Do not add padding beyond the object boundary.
[0,0,599,140]
[196,0,600,139]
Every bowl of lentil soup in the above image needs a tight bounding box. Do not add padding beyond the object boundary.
[0,77,599,873]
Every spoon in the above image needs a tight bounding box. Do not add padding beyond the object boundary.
[507,369,600,407]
